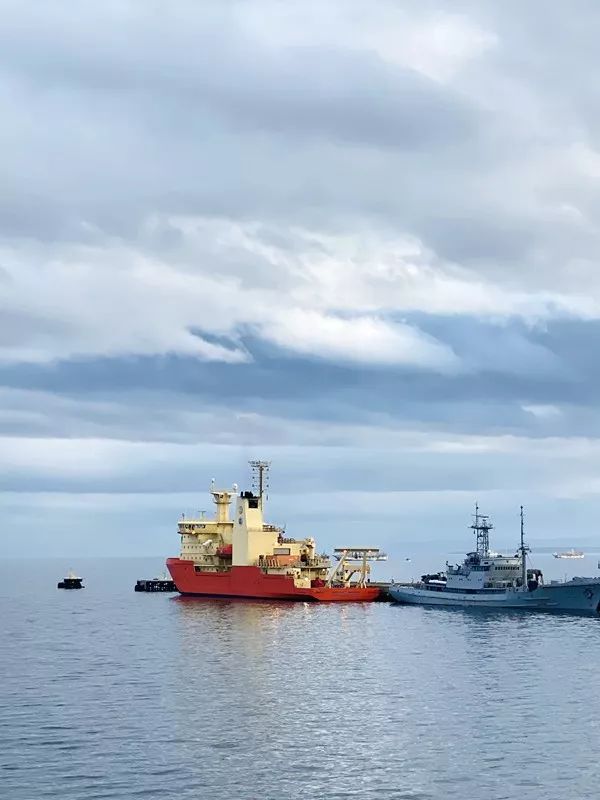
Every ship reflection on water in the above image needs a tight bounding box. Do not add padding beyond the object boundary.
[173,595,310,663]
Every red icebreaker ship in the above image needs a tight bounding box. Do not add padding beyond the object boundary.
[167,462,380,602]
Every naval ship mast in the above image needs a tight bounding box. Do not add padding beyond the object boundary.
[520,505,529,589]
[470,503,493,557]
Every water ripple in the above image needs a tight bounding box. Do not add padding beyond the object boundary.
[2,558,600,799]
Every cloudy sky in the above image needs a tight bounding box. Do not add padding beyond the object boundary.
[3,0,600,559]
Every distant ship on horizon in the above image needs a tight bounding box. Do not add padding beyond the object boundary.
[553,549,585,559]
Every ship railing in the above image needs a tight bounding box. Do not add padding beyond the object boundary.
[301,557,330,568]
[178,522,209,533]
[258,555,296,569]
[258,555,330,568]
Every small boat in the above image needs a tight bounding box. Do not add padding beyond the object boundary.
[57,571,84,589]
[553,549,584,559]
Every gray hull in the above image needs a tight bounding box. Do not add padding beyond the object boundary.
[389,579,600,615]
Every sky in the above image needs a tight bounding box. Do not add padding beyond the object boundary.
[3,0,600,559]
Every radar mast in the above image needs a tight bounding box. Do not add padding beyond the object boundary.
[249,460,270,509]
[471,502,493,557]
[520,505,529,590]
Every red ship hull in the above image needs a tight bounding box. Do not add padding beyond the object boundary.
[166,558,380,602]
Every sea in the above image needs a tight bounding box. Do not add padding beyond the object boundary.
[2,550,600,800]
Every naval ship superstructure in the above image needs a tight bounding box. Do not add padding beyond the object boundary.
[389,506,600,615]
[166,462,381,601]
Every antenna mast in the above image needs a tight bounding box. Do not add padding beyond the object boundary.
[520,505,529,591]
[249,460,271,508]
[471,502,493,557]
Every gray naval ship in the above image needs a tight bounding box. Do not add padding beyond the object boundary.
[389,506,600,615]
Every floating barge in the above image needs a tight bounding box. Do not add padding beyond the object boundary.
[134,577,177,592]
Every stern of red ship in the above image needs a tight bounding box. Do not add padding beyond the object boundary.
[166,558,380,602]
[301,585,381,602]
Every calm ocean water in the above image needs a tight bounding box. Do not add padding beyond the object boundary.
[2,554,600,800]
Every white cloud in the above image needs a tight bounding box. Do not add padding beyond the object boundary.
[2,0,600,378]
[0,245,250,364]
[2,216,600,371]
[280,226,600,319]
[2,428,600,486]
[238,2,496,83]
[1,224,465,370]
[258,308,459,370]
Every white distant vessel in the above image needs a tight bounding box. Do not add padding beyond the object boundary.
[553,549,584,559]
